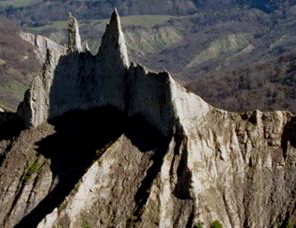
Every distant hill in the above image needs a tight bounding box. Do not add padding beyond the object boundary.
[0,0,197,25]
[1,0,295,26]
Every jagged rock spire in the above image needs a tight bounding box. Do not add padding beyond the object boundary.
[67,12,82,53]
[18,10,133,129]
[98,8,129,67]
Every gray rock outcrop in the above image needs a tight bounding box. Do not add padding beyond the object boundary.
[0,9,295,228]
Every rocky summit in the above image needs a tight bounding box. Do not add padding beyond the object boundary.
[0,10,296,228]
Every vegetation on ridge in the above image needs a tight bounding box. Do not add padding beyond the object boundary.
[210,220,223,228]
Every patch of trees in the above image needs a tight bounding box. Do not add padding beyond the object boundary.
[187,49,296,113]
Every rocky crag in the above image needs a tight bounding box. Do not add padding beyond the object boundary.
[0,10,296,228]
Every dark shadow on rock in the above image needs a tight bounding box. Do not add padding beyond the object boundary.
[133,144,168,220]
[0,112,25,166]
[48,51,99,116]
[125,115,166,152]
[15,106,125,228]
[173,145,193,200]
[281,116,296,159]
[170,123,192,199]
[185,205,195,228]
[0,112,25,141]
[15,107,172,228]
[125,115,171,221]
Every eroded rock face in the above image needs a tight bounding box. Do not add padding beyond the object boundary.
[0,9,296,228]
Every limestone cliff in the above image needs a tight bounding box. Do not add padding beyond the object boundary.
[0,10,296,228]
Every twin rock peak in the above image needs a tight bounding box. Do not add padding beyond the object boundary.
[17,9,192,138]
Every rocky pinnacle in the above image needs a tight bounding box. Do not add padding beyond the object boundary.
[99,9,129,67]
[17,9,131,130]
[67,12,82,53]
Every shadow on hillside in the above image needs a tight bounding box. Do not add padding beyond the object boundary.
[15,106,169,228]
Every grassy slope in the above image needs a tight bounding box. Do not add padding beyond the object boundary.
[186,33,253,68]
[0,17,40,111]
